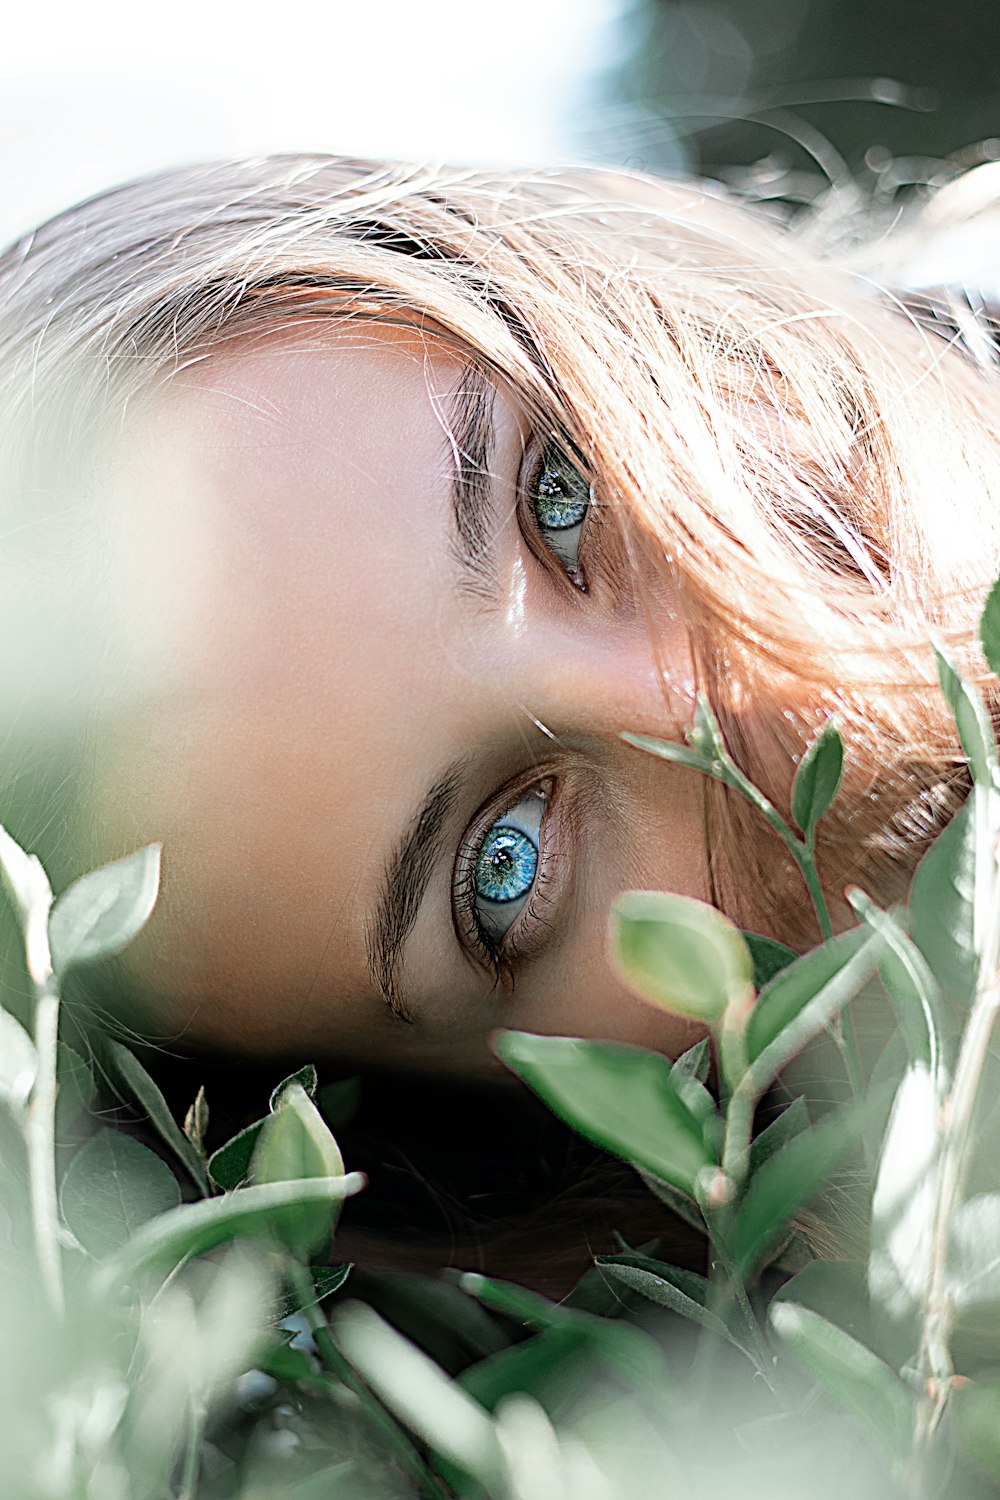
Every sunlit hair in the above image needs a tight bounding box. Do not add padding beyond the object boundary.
[1,153,999,944]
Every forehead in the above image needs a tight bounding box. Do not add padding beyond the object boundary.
[91,323,494,1051]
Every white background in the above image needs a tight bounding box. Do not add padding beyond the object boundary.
[0,0,624,241]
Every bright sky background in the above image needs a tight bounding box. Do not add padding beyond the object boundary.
[0,0,625,242]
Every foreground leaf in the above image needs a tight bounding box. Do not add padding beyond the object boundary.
[933,637,999,789]
[208,1120,265,1191]
[595,1255,747,1351]
[742,931,798,990]
[60,1129,180,1258]
[105,1039,209,1194]
[95,1173,365,1289]
[334,1302,506,1491]
[769,1302,913,1458]
[252,1083,345,1258]
[493,1032,713,1195]
[909,799,976,1008]
[49,844,161,974]
[746,925,872,1068]
[0,1009,37,1112]
[611,890,752,1025]
[791,719,844,840]
[733,1097,871,1279]
[948,1193,1000,1308]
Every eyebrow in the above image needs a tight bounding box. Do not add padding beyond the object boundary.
[366,762,466,1022]
[445,361,501,598]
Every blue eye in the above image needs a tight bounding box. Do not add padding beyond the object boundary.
[531,443,590,579]
[470,787,547,946]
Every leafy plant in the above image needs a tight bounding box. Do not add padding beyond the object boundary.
[4,591,1000,1496]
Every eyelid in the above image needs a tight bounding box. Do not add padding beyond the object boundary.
[518,435,593,593]
[452,771,572,980]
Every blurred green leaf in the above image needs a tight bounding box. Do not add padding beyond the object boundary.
[334,1302,506,1491]
[0,823,52,923]
[748,1095,809,1178]
[980,574,1000,681]
[0,1009,37,1113]
[910,799,977,1007]
[633,1168,705,1232]
[48,844,160,974]
[60,1128,180,1258]
[742,931,798,990]
[772,1259,873,1347]
[209,1120,265,1191]
[746,925,880,1081]
[96,1173,365,1288]
[55,1041,96,1136]
[252,1083,345,1260]
[791,719,843,839]
[733,1097,871,1279]
[933,636,998,788]
[493,1032,714,1195]
[948,1193,1000,1308]
[105,1039,209,1194]
[868,1063,939,1358]
[611,890,751,1025]
[621,734,713,777]
[769,1302,913,1458]
[847,890,940,1071]
[954,1377,1000,1480]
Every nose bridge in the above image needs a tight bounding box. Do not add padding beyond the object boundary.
[507,609,692,744]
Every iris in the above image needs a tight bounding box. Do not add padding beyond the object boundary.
[475,825,539,905]
[534,458,589,532]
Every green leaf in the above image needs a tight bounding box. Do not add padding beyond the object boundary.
[688,692,728,761]
[333,1302,506,1491]
[732,1097,871,1279]
[947,1193,1000,1308]
[55,1042,96,1136]
[48,844,161,974]
[95,1173,365,1289]
[105,1040,209,1194]
[933,635,999,788]
[595,1255,746,1350]
[847,890,941,1072]
[769,1302,913,1458]
[611,889,752,1025]
[621,734,714,777]
[909,799,977,1008]
[670,1036,711,1084]
[748,1095,809,1178]
[980,574,1000,681]
[772,1259,872,1346]
[59,1128,180,1258]
[746,925,881,1081]
[493,1031,713,1195]
[954,1377,1000,1479]
[634,1169,705,1232]
[208,1120,265,1191]
[0,1009,37,1112]
[791,719,844,839]
[868,1064,940,1353]
[183,1085,209,1158]
[279,1262,352,1319]
[742,931,798,990]
[269,1064,318,1111]
[0,823,52,923]
[252,1083,346,1258]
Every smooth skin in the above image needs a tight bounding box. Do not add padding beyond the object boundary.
[94,322,712,1077]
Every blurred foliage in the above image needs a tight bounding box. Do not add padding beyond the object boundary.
[599,0,1000,185]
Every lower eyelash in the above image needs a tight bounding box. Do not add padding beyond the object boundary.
[453,839,557,989]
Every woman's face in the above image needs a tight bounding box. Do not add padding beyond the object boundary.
[97,322,712,1077]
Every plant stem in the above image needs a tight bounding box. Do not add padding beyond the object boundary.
[286,1261,450,1500]
[28,971,63,1316]
[176,1400,205,1500]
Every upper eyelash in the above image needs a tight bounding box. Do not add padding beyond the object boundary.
[452,801,558,985]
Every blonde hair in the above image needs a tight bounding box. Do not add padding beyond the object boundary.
[2,153,999,944]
